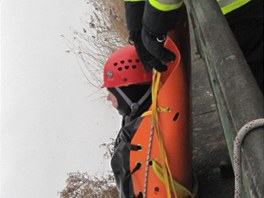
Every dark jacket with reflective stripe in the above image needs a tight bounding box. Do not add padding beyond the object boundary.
[125,0,251,14]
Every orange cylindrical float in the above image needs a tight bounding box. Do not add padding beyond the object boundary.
[130,37,194,198]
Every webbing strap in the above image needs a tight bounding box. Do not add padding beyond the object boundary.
[151,70,178,198]
[115,87,151,114]
[151,160,195,198]
[142,107,171,117]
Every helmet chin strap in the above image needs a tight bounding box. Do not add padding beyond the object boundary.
[115,87,151,115]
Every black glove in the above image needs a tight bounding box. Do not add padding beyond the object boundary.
[141,26,176,63]
[129,31,168,72]
[125,1,181,72]
[139,1,183,67]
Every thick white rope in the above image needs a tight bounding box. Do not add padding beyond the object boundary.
[233,118,264,198]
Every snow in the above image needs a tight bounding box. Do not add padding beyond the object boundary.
[1,0,121,197]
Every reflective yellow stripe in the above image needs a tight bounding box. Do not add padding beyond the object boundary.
[219,0,251,15]
[124,0,145,2]
[149,0,183,11]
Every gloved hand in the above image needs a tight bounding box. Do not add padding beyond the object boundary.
[138,1,183,71]
[141,26,176,63]
[129,31,168,72]
[124,1,181,72]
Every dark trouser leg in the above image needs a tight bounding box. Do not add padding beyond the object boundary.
[231,23,263,93]
[226,0,263,93]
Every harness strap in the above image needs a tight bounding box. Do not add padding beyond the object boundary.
[115,87,151,114]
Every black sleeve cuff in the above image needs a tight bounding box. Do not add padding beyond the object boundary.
[125,1,145,31]
[143,1,181,35]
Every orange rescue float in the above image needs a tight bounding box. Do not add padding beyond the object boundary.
[130,37,195,198]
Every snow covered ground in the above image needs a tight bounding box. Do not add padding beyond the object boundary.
[1,0,121,197]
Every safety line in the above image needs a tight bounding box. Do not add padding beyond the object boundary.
[233,118,264,198]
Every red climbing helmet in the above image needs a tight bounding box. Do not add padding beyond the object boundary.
[103,45,152,88]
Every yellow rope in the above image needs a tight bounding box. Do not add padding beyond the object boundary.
[141,107,171,117]
[151,160,194,198]
[151,70,178,198]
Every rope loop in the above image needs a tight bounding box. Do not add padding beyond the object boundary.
[233,118,264,198]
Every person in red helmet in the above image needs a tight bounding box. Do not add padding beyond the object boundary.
[103,45,152,197]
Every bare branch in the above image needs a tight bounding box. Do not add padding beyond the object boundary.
[63,0,127,90]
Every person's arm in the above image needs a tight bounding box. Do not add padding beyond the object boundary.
[124,0,169,72]
[143,0,183,34]
[141,0,183,64]
[124,0,183,72]
[124,0,145,32]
